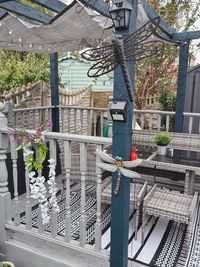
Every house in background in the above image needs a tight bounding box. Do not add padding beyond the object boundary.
[58,53,113,108]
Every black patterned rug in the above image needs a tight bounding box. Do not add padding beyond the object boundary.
[20,183,198,267]
[21,182,111,244]
[184,201,200,267]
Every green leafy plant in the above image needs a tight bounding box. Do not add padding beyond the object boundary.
[9,120,53,172]
[154,132,172,146]
[0,51,50,93]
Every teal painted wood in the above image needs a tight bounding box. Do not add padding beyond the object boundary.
[0,8,6,17]
[50,53,59,132]
[140,0,175,37]
[173,31,200,41]
[79,0,110,17]
[175,41,190,132]
[0,0,52,23]
[29,0,66,13]
[59,57,113,92]
[110,1,137,267]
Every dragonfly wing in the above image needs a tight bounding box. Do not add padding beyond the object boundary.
[82,44,118,77]
[123,17,162,59]
[97,162,117,173]
[87,58,117,77]
[119,167,141,179]
[123,159,142,168]
[96,149,115,164]
[81,44,114,62]
[134,40,165,61]
[124,17,160,48]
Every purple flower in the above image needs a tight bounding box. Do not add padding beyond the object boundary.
[47,120,53,128]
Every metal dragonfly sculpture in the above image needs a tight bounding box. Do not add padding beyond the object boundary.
[96,149,142,195]
[81,17,165,102]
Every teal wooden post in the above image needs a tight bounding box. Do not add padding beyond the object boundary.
[50,53,59,132]
[175,41,189,132]
[110,1,137,267]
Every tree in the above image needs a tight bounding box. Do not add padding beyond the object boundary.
[158,82,176,130]
[159,82,176,111]
[0,50,50,93]
[0,0,53,94]
[134,0,200,110]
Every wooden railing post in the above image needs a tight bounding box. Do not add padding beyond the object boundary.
[0,104,11,259]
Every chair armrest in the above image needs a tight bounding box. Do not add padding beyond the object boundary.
[137,181,148,201]
[143,184,157,205]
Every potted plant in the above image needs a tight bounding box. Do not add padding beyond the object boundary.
[154,132,172,155]
[0,262,15,267]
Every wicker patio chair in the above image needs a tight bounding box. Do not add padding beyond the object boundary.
[141,185,198,254]
[101,180,149,240]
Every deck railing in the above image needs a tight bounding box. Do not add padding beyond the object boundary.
[0,116,112,258]
[1,101,200,262]
[13,106,53,129]
[11,105,200,135]
[58,106,200,135]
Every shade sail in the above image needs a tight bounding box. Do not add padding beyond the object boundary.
[0,1,113,53]
[0,0,176,54]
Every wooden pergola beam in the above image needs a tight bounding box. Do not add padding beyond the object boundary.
[0,0,52,23]
[0,7,6,17]
[78,0,110,17]
[140,0,175,37]
[173,31,200,41]
[29,0,66,13]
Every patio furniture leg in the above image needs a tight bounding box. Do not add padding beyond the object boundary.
[134,201,140,240]
[141,212,147,244]
[184,224,189,257]
[152,216,156,225]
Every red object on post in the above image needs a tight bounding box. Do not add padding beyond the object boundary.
[131,146,137,160]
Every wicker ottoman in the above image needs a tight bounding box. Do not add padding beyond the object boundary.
[142,185,198,254]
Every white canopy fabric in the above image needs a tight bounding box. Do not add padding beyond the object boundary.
[0,0,170,54]
[0,1,113,53]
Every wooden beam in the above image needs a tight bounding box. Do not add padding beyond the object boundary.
[29,0,66,13]
[110,1,137,267]
[0,0,52,23]
[173,31,200,41]
[50,53,59,132]
[140,0,175,37]
[78,0,110,17]
[0,7,6,17]
[175,41,190,132]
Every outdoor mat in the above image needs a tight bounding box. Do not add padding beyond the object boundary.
[184,201,200,267]
[20,183,194,267]
[20,182,111,244]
